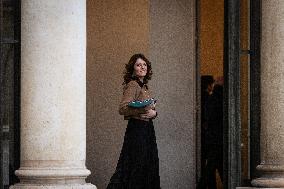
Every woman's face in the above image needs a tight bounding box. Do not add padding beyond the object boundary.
[133,58,147,79]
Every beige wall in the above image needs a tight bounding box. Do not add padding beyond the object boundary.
[86,1,150,188]
[86,0,196,188]
[149,0,196,188]
[200,0,224,78]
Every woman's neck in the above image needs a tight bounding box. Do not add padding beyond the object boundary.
[133,76,144,83]
[138,77,144,83]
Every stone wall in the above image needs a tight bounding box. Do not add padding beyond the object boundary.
[149,0,196,188]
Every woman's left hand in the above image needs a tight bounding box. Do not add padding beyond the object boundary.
[140,109,157,119]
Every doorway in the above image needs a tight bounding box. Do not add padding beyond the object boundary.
[196,0,261,188]
[0,0,21,188]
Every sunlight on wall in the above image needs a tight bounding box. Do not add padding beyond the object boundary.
[200,0,224,79]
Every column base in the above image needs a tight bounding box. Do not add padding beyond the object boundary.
[251,164,284,188]
[237,187,277,189]
[10,183,97,189]
[13,162,94,184]
[11,163,97,188]
[251,178,284,188]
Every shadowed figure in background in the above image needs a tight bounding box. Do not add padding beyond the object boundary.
[205,83,223,189]
[201,75,215,178]
[198,76,224,189]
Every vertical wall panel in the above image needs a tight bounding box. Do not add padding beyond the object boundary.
[200,0,224,78]
[149,0,196,188]
[86,1,149,188]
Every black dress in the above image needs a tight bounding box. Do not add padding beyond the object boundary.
[106,118,161,189]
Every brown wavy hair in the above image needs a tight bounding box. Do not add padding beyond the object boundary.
[123,53,153,84]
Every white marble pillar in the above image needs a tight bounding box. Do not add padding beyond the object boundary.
[251,0,284,188]
[10,1,96,188]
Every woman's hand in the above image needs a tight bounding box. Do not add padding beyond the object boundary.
[140,109,157,119]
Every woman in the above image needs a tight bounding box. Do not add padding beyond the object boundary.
[106,54,161,189]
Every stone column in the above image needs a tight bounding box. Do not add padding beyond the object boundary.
[251,1,284,188]
[10,1,96,188]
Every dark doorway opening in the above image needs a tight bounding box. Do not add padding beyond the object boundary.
[0,0,21,188]
[196,0,261,188]
[223,0,261,188]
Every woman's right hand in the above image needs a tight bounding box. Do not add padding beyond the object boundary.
[140,109,157,119]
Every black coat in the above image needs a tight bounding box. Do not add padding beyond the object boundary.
[205,85,223,146]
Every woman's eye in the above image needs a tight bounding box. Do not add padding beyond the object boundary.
[135,63,146,67]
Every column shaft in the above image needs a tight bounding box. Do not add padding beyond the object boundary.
[252,0,284,187]
[10,0,96,188]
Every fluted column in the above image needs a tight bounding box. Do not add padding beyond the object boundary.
[251,1,284,188]
[10,1,96,188]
